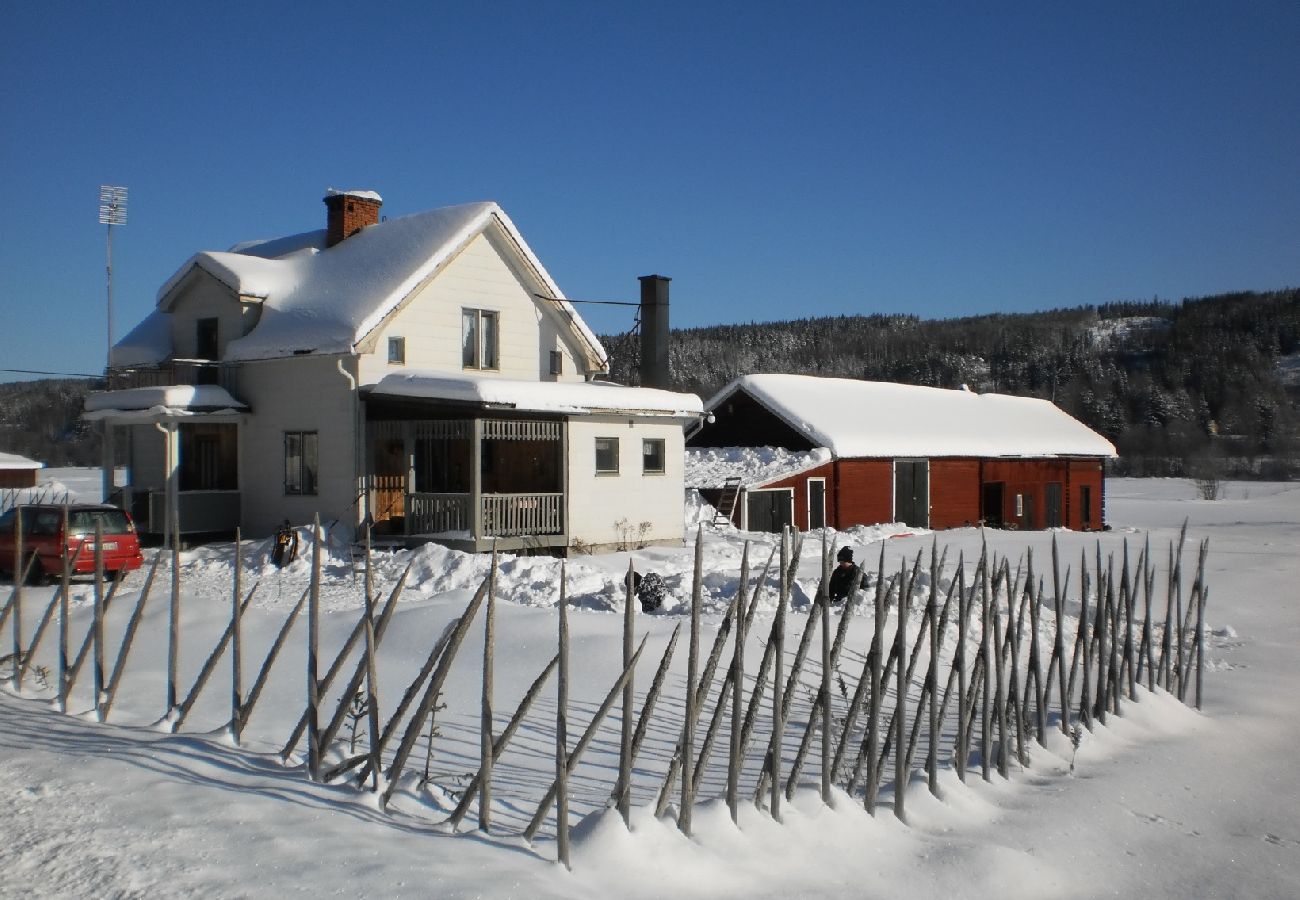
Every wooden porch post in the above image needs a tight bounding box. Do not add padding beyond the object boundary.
[471,418,484,544]
[404,421,415,537]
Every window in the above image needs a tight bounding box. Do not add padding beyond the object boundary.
[196,317,219,360]
[388,336,406,365]
[462,309,499,370]
[285,431,319,495]
[180,423,238,490]
[595,437,619,475]
[642,438,665,474]
[549,349,563,376]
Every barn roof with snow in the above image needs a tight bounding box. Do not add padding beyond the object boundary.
[696,374,1117,460]
[0,451,43,471]
[112,199,608,369]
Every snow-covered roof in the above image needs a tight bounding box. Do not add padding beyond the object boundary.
[120,202,607,369]
[685,446,830,489]
[0,451,43,470]
[369,371,702,418]
[706,375,1117,459]
[83,386,248,422]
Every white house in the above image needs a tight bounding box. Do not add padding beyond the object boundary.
[85,191,702,552]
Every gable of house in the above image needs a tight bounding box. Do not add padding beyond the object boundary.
[113,198,608,380]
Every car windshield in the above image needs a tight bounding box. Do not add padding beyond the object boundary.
[68,509,132,536]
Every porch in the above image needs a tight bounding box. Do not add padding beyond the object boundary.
[367,416,568,553]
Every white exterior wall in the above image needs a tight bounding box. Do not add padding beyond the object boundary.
[565,417,686,548]
[234,355,359,538]
[167,272,259,359]
[358,229,591,386]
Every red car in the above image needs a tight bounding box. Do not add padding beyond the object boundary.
[0,503,145,583]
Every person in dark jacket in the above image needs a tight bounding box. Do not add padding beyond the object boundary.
[828,545,860,604]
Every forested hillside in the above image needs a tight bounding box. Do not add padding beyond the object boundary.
[604,288,1300,478]
[0,378,102,466]
[2,289,1297,479]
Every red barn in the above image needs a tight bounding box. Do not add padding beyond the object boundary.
[0,452,43,490]
[687,375,1116,533]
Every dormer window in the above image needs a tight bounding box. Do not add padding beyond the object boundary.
[462,309,499,370]
[388,336,406,365]
[196,318,219,360]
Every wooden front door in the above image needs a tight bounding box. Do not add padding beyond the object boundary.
[372,439,407,533]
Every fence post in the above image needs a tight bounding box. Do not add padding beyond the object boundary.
[307,515,322,781]
[58,506,70,712]
[728,541,749,824]
[617,557,635,827]
[680,526,703,835]
[93,520,105,720]
[556,562,570,870]
[865,543,886,812]
[10,506,21,692]
[894,552,909,820]
[167,503,181,720]
[769,527,789,821]
[927,538,940,795]
[480,543,497,829]
[232,529,243,743]
[363,527,382,794]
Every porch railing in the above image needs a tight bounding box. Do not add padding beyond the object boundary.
[407,493,472,535]
[406,492,564,538]
[482,493,563,537]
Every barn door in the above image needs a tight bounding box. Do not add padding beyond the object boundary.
[1045,483,1063,528]
[981,481,1005,527]
[746,489,793,534]
[894,460,929,528]
[807,478,826,530]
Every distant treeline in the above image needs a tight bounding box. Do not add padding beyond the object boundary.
[603,288,1300,479]
[3,289,1297,479]
[0,378,102,467]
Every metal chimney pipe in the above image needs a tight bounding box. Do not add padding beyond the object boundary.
[638,275,671,389]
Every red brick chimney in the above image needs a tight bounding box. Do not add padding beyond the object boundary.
[323,189,383,247]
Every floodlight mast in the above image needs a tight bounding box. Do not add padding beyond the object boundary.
[99,185,128,372]
[99,185,127,507]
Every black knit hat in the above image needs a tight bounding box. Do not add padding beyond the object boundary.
[837,546,854,563]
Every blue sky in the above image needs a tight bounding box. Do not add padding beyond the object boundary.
[3,1,1298,382]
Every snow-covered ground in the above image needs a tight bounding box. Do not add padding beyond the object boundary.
[2,475,1299,898]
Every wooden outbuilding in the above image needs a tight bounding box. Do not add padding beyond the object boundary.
[687,375,1117,533]
[0,452,43,490]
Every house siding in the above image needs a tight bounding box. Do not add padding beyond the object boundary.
[235,355,358,536]
[359,230,591,386]
[167,271,257,360]
[566,417,685,549]
[929,459,981,529]
[834,459,894,528]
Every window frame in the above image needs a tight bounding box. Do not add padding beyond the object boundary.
[595,436,620,475]
[641,438,666,475]
[461,308,500,371]
[387,336,406,365]
[284,431,319,496]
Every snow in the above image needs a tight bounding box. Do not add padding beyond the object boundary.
[685,445,830,488]
[324,188,384,203]
[2,475,1299,898]
[121,201,609,369]
[707,374,1118,459]
[0,451,42,470]
[371,371,703,417]
[82,385,247,420]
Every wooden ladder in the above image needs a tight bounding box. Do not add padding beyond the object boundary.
[713,476,743,527]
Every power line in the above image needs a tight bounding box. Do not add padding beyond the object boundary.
[0,367,103,379]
